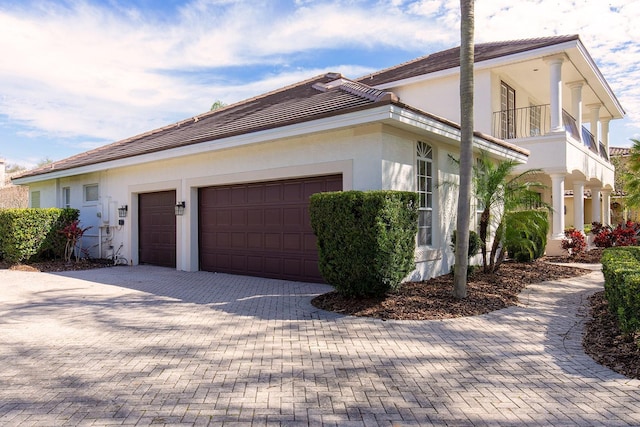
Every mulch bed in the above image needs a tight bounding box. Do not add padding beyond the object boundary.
[311,259,592,320]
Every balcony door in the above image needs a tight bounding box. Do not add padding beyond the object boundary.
[500,81,516,139]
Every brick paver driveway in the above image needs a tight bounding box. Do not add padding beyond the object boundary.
[0,265,638,426]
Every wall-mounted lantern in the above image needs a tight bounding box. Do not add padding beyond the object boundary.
[175,201,186,216]
[118,205,128,218]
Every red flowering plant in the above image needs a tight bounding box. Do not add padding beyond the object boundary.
[59,220,92,262]
[561,228,587,256]
[593,220,639,248]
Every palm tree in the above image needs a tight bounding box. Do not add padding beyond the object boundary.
[453,0,475,299]
[473,152,548,273]
[621,138,640,209]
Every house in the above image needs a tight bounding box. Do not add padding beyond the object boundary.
[357,34,623,255]
[13,34,623,280]
[0,158,29,209]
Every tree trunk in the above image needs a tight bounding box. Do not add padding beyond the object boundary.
[453,0,475,299]
[479,207,489,272]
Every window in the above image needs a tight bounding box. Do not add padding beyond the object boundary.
[84,184,99,203]
[500,81,516,139]
[31,191,41,208]
[62,187,71,208]
[416,141,433,246]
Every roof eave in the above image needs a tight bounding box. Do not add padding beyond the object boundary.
[12,103,527,184]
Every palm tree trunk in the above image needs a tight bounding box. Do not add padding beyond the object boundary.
[453,0,475,299]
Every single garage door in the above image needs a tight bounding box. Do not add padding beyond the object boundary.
[199,174,342,282]
[139,190,177,268]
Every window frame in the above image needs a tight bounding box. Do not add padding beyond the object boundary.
[62,186,71,208]
[83,184,99,204]
[416,141,434,247]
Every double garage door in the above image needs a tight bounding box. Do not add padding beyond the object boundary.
[138,175,342,282]
[199,174,342,283]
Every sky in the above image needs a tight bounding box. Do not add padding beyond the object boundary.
[1,0,639,169]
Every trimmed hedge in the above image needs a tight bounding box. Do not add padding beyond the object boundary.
[0,208,79,263]
[310,190,418,297]
[601,247,640,334]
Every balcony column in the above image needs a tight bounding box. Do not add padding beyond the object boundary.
[573,181,585,232]
[550,173,566,238]
[544,55,566,132]
[568,81,584,140]
[588,104,602,146]
[602,117,611,153]
[602,189,612,225]
[591,187,602,223]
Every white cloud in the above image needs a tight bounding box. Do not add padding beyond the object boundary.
[0,0,639,157]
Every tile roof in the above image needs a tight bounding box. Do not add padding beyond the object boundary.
[15,72,526,181]
[16,74,391,179]
[609,146,630,157]
[357,35,580,87]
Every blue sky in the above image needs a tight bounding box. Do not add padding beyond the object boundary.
[1,0,639,168]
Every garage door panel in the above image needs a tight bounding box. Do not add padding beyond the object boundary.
[216,210,231,226]
[231,210,247,226]
[265,185,282,202]
[283,234,301,251]
[247,233,263,248]
[265,233,281,249]
[283,208,302,227]
[199,174,342,282]
[231,187,246,204]
[283,182,302,201]
[304,233,317,251]
[247,209,263,226]
[265,209,281,225]
[232,232,246,248]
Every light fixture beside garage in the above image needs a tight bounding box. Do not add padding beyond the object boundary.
[175,201,186,216]
[118,205,128,218]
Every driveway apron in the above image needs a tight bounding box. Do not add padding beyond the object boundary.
[0,265,638,426]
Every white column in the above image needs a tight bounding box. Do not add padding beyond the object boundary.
[602,189,612,225]
[602,117,611,154]
[573,181,585,232]
[545,55,565,132]
[550,173,566,238]
[588,104,601,146]
[591,187,602,223]
[568,81,584,140]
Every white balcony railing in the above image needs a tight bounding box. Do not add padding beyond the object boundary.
[492,105,609,162]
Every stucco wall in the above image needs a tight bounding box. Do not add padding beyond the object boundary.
[25,122,468,281]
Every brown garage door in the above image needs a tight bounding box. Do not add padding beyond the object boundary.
[139,190,177,268]
[199,174,342,282]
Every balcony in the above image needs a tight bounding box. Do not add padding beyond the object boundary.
[492,104,609,162]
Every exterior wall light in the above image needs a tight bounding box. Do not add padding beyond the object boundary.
[175,201,186,216]
[118,205,128,218]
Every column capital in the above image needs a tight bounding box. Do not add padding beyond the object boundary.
[567,80,586,89]
[587,103,602,112]
[549,172,567,179]
[543,53,568,65]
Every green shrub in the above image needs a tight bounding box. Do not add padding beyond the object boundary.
[505,210,549,262]
[0,208,79,263]
[451,230,481,258]
[310,190,418,297]
[601,247,640,334]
